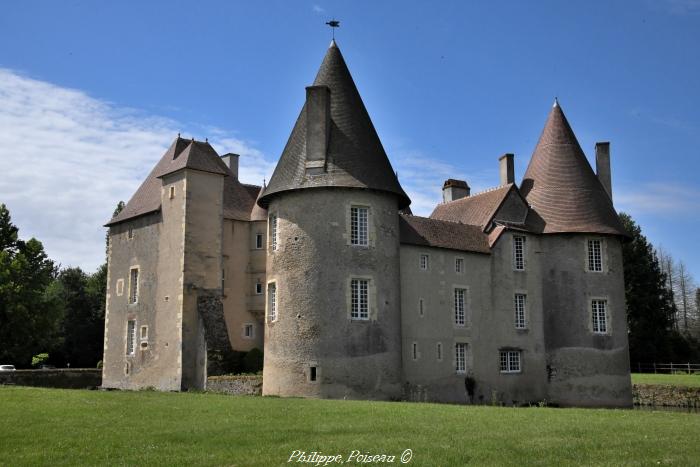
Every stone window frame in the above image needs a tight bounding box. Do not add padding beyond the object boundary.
[419,253,430,271]
[346,275,376,322]
[586,237,606,273]
[590,296,611,335]
[350,205,369,247]
[115,278,124,297]
[499,349,522,373]
[128,266,140,305]
[125,319,136,356]
[266,280,278,323]
[307,363,320,383]
[412,342,419,361]
[169,185,176,200]
[127,226,134,240]
[455,257,465,274]
[418,297,425,318]
[455,342,468,374]
[242,323,255,339]
[139,325,149,351]
[436,342,443,362]
[269,213,278,252]
[255,280,263,295]
[453,285,470,328]
[255,233,264,250]
[514,292,527,330]
[512,235,526,271]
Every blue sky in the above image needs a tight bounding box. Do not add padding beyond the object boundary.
[0,0,698,280]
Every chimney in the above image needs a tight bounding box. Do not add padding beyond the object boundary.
[442,179,470,203]
[499,153,515,185]
[221,153,240,180]
[595,142,612,201]
[305,85,331,175]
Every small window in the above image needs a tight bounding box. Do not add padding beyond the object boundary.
[587,239,603,272]
[455,343,467,374]
[350,206,369,246]
[592,299,608,334]
[126,320,136,356]
[418,298,424,317]
[243,324,254,339]
[513,236,525,271]
[116,279,124,296]
[350,278,369,320]
[129,268,139,304]
[454,288,466,326]
[255,233,264,249]
[514,293,527,329]
[140,325,148,340]
[169,186,175,199]
[455,257,464,273]
[500,350,521,373]
[269,214,278,251]
[310,366,317,382]
[221,268,226,291]
[436,342,443,361]
[255,281,263,295]
[412,342,418,360]
[420,254,429,271]
[127,227,134,240]
[267,282,277,322]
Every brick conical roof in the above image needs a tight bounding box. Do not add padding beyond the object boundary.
[520,102,627,236]
[259,41,410,208]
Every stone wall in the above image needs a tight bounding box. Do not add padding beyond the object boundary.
[207,375,262,395]
[633,384,700,408]
[0,369,101,389]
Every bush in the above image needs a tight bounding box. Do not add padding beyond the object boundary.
[31,353,50,368]
[243,348,263,373]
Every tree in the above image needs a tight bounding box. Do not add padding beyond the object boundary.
[620,213,677,363]
[0,204,19,252]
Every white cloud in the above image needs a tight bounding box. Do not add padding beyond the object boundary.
[0,69,274,272]
[616,182,700,218]
[312,4,325,13]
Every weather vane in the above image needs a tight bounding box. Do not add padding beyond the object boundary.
[326,19,340,39]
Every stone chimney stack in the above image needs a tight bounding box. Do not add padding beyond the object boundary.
[305,85,331,175]
[499,153,515,185]
[595,142,612,201]
[442,179,470,203]
[221,153,240,180]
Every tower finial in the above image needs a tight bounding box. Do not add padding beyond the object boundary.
[326,19,340,41]
[553,97,559,108]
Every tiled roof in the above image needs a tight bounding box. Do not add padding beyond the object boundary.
[259,40,410,209]
[430,184,514,230]
[520,102,627,236]
[106,137,262,226]
[399,215,490,254]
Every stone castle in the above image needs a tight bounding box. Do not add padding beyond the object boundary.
[101,40,632,407]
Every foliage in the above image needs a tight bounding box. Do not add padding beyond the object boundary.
[2,387,700,466]
[31,353,50,368]
[243,348,264,373]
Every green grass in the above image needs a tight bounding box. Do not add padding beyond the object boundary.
[632,372,700,387]
[1,387,699,466]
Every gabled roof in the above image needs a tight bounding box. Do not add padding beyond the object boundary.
[399,215,490,254]
[259,40,410,209]
[429,184,514,230]
[106,136,262,226]
[519,102,627,236]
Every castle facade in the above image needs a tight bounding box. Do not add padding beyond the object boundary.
[101,41,632,407]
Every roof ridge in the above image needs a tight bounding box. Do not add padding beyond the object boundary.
[438,183,512,207]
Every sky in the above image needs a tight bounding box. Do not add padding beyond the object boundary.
[0,1,699,279]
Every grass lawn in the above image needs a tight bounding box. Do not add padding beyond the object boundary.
[1,387,699,466]
[631,372,700,387]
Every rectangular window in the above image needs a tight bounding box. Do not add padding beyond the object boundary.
[255,233,264,249]
[243,324,254,338]
[500,350,522,373]
[418,298,424,317]
[310,366,317,382]
[129,268,139,304]
[592,299,608,334]
[588,239,603,272]
[412,342,418,360]
[255,281,263,295]
[436,342,442,361]
[455,343,467,374]
[454,288,466,326]
[350,206,369,246]
[513,236,525,271]
[127,227,134,240]
[116,279,124,296]
[169,186,175,199]
[221,268,225,291]
[420,254,429,270]
[351,278,369,320]
[514,293,527,329]
[455,257,464,273]
[267,282,277,322]
[269,214,278,251]
[126,320,136,355]
[140,325,148,340]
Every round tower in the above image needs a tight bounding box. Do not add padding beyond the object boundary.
[258,41,410,400]
[520,101,632,407]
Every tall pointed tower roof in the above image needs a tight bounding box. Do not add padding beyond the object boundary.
[258,40,410,208]
[520,101,627,236]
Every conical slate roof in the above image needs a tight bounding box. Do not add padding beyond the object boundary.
[519,102,627,236]
[258,40,410,208]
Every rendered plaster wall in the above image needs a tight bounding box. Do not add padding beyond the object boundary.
[399,245,490,403]
[263,188,403,400]
[540,234,632,407]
